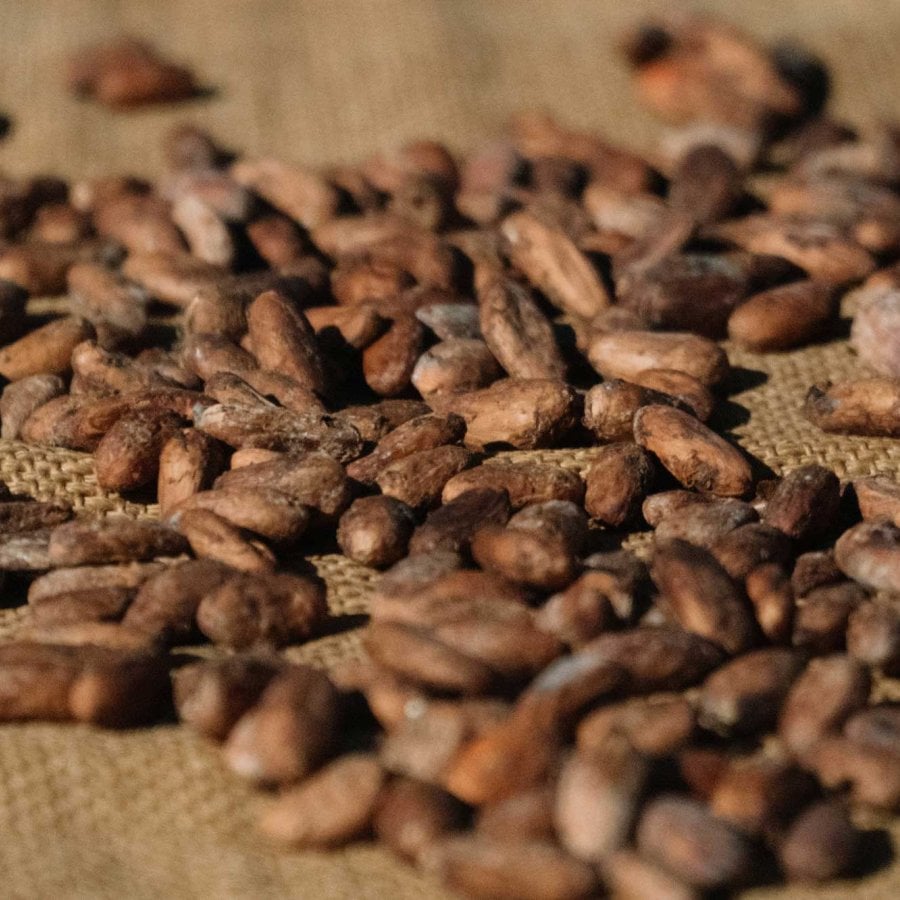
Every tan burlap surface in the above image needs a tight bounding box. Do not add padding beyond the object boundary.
[2,1,900,897]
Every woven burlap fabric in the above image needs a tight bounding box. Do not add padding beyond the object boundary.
[2,1,900,897]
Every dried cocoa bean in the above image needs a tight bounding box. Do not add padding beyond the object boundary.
[805,377,900,436]
[636,795,752,890]
[698,647,802,736]
[577,694,695,757]
[430,378,579,450]
[337,495,415,568]
[805,736,900,809]
[651,540,758,654]
[67,262,148,346]
[28,561,166,607]
[71,341,171,395]
[175,508,277,573]
[602,849,698,900]
[376,445,475,509]
[745,563,795,642]
[854,475,900,526]
[626,15,801,127]
[409,488,510,557]
[583,182,666,239]
[631,368,714,421]
[847,599,900,674]
[835,520,900,591]
[171,193,234,267]
[583,626,723,694]
[712,215,874,284]
[246,290,328,395]
[0,316,95,381]
[94,193,184,256]
[416,302,482,341]
[204,372,279,410]
[584,443,655,527]
[94,407,185,491]
[425,835,598,900]
[851,285,900,376]
[156,428,225,516]
[471,525,578,591]
[476,787,556,843]
[122,558,234,644]
[371,570,527,628]
[535,572,623,647]
[442,461,584,509]
[792,550,843,597]
[29,586,135,627]
[669,144,740,223]
[374,778,466,863]
[779,800,860,883]
[260,754,385,847]
[501,210,609,318]
[728,280,835,351]
[68,37,198,108]
[0,240,120,295]
[554,739,649,862]
[213,453,351,519]
[587,330,728,387]
[618,253,749,336]
[306,304,386,352]
[422,604,562,685]
[196,571,326,649]
[843,705,900,752]
[477,274,566,380]
[371,572,527,628]
[0,530,53,571]
[231,157,338,230]
[0,642,168,727]
[793,581,867,654]
[122,251,222,308]
[365,621,495,695]
[635,405,753,497]
[48,518,186,566]
[223,666,339,785]
[194,403,362,462]
[508,500,588,555]
[379,697,508,782]
[710,523,791,580]
[582,379,690,443]
[361,314,425,398]
[710,757,816,838]
[173,654,285,741]
[779,654,871,754]
[411,338,502,397]
[442,710,560,805]
[19,622,156,652]
[654,499,757,548]
[763,464,841,541]
[0,500,72,534]
[174,487,309,543]
[228,448,284,469]
[642,490,719,526]
[181,333,258,381]
[346,414,466,483]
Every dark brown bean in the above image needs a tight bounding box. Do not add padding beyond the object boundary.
[651,540,758,655]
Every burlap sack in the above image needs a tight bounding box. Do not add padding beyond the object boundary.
[1,1,899,897]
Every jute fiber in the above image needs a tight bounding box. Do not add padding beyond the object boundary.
[1,1,899,897]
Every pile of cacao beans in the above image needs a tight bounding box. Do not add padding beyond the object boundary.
[1,12,900,899]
